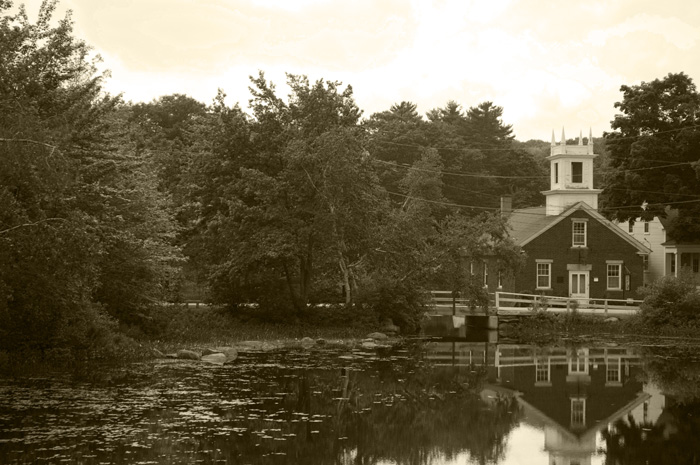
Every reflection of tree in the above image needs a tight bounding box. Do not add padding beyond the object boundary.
[601,405,700,465]
[643,347,700,403]
[599,347,700,464]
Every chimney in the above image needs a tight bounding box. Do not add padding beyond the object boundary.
[500,195,513,216]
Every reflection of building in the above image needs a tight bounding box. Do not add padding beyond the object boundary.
[425,343,666,465]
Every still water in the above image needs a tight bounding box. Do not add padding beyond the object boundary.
[2,337,700,464]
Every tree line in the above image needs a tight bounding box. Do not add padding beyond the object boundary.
[2,1,698,354]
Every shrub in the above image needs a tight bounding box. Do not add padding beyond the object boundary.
[639,273,700,327]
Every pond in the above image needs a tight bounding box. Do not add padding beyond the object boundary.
[2,336,700,464]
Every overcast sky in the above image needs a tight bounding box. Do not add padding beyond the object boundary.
[18,0,700,141]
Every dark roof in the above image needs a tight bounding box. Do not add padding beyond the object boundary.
[507,206,559,245]
[507,202,651,253]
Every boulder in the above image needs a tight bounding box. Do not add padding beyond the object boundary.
[215,347,238,363]
[316,338,327,345]
[361,341,378,349]
[236,341,279,352]
[604,317,620,323]
[300,337,316,347]
[201,353,227,365]
[202,348,219,356]
[177,349,200,361]
[366,332,388,341]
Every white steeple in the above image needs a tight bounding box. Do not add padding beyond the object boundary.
[543,127,602,216]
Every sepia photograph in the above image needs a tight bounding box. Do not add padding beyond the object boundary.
[1,0,700,463]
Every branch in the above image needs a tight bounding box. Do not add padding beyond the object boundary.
[0,218,66,236]
[0,138,58,151]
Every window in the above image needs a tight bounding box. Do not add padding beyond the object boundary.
[483,262,488,287]
[670,253,676,274]
[628,220,634,233]
[536,262,551,289]
[535,357,550,384]
[554,162,559,184]
[607,358,621,383]
[644,221,650,234]
[607,263,622,290]
[497,271,503,289]
[572,220,587,247]
[681,253,700,273]
[571,162,583,183]
[571,398,586,427]
[642,255,649,272]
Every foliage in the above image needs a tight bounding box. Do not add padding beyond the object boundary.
[601,72,700,241]
[638,273,700,327]
[0,1,180,354]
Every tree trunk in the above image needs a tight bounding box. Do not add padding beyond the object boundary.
[339,255,352,305]
[282,261,303,313]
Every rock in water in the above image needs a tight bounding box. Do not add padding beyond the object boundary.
[201,353,226,365]
[366,332,388,340]
[216,347,238,363]
[300,337,315,347]
[177,349,200,361]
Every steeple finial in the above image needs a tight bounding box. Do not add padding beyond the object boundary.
[560,127,565,146]
[578,129,583,145]
[588,127,593,145]
[551,129,556,146]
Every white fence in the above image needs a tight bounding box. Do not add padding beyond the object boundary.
[495,291,641,316]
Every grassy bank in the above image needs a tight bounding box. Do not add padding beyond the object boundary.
[503,311,700,345]
[137,304,382,353]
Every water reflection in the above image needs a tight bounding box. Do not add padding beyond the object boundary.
[1,339,700,464]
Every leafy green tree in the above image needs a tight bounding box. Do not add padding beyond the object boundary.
[601,72,700,241]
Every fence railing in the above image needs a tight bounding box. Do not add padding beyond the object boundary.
[495,291,642,316]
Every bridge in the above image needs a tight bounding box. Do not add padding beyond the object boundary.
[429,290,641,317]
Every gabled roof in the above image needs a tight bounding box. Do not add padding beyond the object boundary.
[508,201,652,254]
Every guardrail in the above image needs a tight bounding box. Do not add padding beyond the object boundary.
[495,291,641,316]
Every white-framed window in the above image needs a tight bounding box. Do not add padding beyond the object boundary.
[535,357,550,384]
[607,262,622,290]
[536,260,551,289]
[572,220,587,247]
[483,262,488,288]
[644,221,650,233]
[628,220,634,233]
[554,162,559,184]
[642,255,649,271]
[571,398,586,427]
[606,357,621,384]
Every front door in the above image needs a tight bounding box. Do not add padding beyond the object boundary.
[569,271,589,300]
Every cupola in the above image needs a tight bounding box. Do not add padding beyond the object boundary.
[543,128,602,215]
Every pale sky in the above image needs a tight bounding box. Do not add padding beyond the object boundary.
[17,0,700,141]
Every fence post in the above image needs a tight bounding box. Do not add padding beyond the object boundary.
[495,292,500,312]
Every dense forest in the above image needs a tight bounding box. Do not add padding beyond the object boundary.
[2,2,699,356]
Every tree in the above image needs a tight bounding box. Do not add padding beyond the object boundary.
[0,0,180,352]
[189,73,381,314]
[600,72,700,241]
